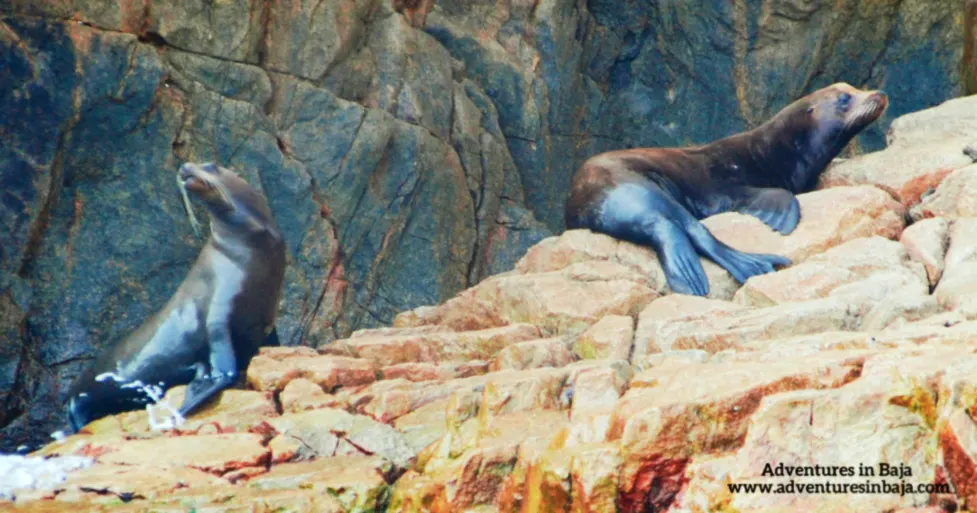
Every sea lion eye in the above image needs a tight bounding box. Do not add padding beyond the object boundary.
[203,162,219,173]
[837,93,852,106]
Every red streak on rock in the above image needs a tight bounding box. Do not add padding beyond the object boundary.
[618,456,690,513]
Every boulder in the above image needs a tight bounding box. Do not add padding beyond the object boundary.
[900,217,951,287]
[381,362,456,382]
[40,465,225,504]
[416,411,571,512]
[335,323,542,366]
[911,165,977,220]
[886,95,977,147]
[572,315,635,361]
[489,338,575,371]
[89,434,270,476]
[400,261,657,336]
[734,236,928,307]
[635,295,870,355]
[248,456,394,513]
[265,408,415,468]
[633,295,748,359]
[612,352,867,458]
[246,350,377,392]
[279,378,347,413]
[704,186,906,264]
[567,363,632,445]
[718,349,977,513]
[821,145,969,208]
[934,219,977,316]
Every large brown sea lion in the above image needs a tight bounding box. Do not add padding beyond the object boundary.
[566,83,888,296]
[66,162,286,431]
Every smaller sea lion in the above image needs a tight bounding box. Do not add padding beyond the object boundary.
[566,83,888,296]
[66,162,286,431]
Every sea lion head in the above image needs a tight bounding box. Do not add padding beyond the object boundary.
[756,82,887,191]
[179,162,280,241]
[799,82,888,152]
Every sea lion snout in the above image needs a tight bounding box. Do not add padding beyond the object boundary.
[870,91,889,111]
[179,162,197,180]
[180,162,219,195]
[855,90,889,123]
[179,162,219,180]
[179,162,218,175]
[856,87,887,108]
[807,84,888,125]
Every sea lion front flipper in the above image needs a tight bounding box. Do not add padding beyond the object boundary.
[262,327,281,347]
[179,370,236,416]
[178,328,238,416]
[181,367,213,415]
[735,187,801,235]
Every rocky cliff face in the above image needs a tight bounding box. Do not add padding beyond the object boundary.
[0,0,968,450]
[5,94,977,513]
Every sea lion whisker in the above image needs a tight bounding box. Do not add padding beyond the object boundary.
[844,100,881,130]
[845,105,868,128]
[214,182,233,205]
[177,172,203,236]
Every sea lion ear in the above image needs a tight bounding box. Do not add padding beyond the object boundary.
[806,105,816,114]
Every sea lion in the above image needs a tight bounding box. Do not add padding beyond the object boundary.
[565,82,888,296]
[66,162,286,431]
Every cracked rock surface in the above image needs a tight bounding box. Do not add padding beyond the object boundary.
[7,95,977,512]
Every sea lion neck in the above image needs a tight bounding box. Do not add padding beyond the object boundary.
[720,109,832,193]
[208,213,282,259]
[200,182,282,249]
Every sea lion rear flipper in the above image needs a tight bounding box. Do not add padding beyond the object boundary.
[654,223,710,296]
[684,220,792,284]
[597,183,710,295]
[734,187,801,235]
[711,247,792,284]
